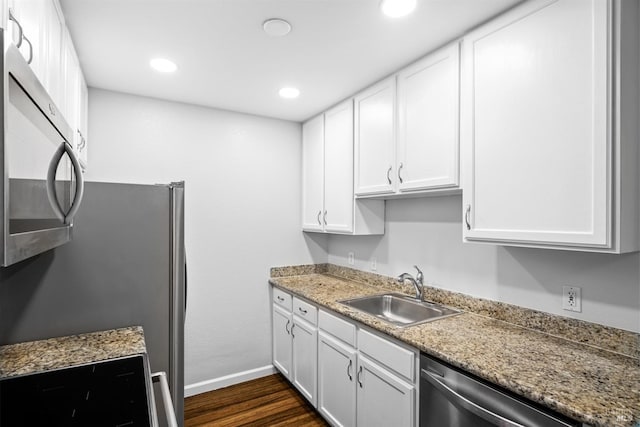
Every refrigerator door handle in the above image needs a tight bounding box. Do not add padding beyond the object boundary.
[152,371,178,427]
[184,254,188,319]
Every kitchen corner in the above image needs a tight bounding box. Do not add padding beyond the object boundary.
[269,263,640,427]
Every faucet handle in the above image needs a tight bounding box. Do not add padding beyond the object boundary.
[413,265,423,284]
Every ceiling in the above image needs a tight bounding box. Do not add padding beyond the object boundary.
[59,0,522,122]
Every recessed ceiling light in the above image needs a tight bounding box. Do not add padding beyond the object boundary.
[263,18,292,37]
[150,58,177,73]
[279,87,300,99]
[380,0,417,18]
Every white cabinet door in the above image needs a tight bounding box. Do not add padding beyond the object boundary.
[43,0,64,109]
[318,332,357,427]
[354,77,396,196]
[461,0,610,248]
[324,100,354,233]
[292,316,318,407]
[8,0,46,82]
[77,72,89,167]
[356,355,414,427]
[397,42,459,192]
[272,304,292,379]
[302,115,325,231]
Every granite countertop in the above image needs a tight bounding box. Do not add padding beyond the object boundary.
[269,265,640,427]
[0,326,147,379]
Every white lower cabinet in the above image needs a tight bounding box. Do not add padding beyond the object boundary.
[317,309,418,427]
[272,290,318,407]
[272,290,418,426]
[318,331,357,427]
[356,354,414,427]
[272,304,292,378]
[292,315,318,406]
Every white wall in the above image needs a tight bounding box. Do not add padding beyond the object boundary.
[328,196,640,333]
[86,89,328,391]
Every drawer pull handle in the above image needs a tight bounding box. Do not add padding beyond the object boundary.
[23,34,33,64]
[291,324,295,338]
[465,205,471,230]
[317,210,322,226]
[347,360,353,381]
[8,9,23,48]
[386,166,392,184]
[285,320,290,335]
[298,307,308,314]
[398,162,404,183]
[277,296,285,302]
[357,366,363,388]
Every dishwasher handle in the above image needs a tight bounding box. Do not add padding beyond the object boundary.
[421,368,525,427]
[152,371,178,427]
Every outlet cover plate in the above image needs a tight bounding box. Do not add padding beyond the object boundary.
[562,286,582,312]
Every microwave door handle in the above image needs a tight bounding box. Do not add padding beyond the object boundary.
[63,141,85,225]
[46,143,67,222]
[421,369,525,427]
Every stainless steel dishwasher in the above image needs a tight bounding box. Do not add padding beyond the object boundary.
[420,354,580,427]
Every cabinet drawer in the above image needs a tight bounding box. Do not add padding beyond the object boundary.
[273,288,292,311]
[358,329,415,382]
[319,310,356,347]
[293,297,317,325]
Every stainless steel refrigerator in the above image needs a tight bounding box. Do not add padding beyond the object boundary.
[0,181,186,427]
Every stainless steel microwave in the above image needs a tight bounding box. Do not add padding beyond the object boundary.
[1,27,84,266]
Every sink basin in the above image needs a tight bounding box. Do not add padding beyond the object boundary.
[339,293,461,327]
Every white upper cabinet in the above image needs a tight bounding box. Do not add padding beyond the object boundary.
[461,0,639,253]
[7,0,89,169]
[62,28,88,168]
[397,42,460,193]
[324,101,355,233]
[8,0,47,81]
[302,100,384,235]
[43,0,64,108]
[354,77,396,196]
[355,42,461,199]
[302,115,325,232]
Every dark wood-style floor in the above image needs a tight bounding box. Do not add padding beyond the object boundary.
[184,374,329,426]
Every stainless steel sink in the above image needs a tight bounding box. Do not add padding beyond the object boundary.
[339,293,461,327]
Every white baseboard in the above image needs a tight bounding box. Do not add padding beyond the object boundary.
[184,365,277,397]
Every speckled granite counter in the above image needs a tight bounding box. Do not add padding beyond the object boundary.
[269,264,640,427]
[0,326,147,379]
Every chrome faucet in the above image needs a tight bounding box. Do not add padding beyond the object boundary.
[397,265,424,301]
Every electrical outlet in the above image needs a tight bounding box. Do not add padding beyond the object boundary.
[562,286,582,312]
[371,257,377,271]
[348,252,355,265]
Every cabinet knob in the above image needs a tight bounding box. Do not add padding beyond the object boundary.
[386,166,393,185]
